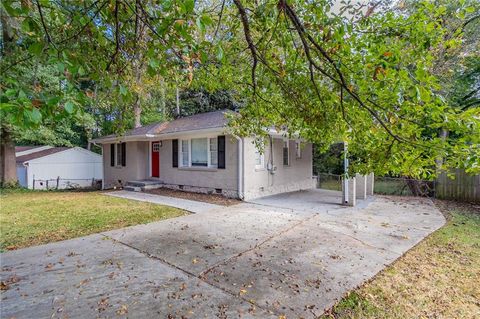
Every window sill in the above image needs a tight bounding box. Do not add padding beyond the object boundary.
[178,166,218,172]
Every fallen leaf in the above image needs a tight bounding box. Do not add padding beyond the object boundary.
[116,304,128,315]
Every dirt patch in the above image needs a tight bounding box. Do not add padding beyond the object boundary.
[146,188,242,206]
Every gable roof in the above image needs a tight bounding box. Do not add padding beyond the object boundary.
[16,147,70,164]
[91,110,234,143]
[15,146,40,153]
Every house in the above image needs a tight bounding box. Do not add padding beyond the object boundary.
[16,146,103,189]
[91,110,315,200]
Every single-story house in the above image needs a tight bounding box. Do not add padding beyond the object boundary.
[16,146,103,189]
[91,110,315,200]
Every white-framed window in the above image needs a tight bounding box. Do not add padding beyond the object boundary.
[181,140,190,167]
[116,143,124,166]
[295,140,302,159]
[210,137,218,166]
[179,137,218,168]
[254,147,264,169]
[152,142,160,152]
[283,139,290,166]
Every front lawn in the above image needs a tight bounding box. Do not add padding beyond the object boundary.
[0,189,186,251]
[323,200,480,318]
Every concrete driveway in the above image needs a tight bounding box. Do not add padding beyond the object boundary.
[0,190,445,318]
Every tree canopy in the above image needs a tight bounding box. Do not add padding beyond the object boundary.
[1,0,479,183]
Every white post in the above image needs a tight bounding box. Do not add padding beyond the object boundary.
[366,173,375,196]
[342,177,356,206]
[343,141,349,204]
[355,173,367,200]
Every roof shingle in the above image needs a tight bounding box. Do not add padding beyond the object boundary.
[16,147,70,163]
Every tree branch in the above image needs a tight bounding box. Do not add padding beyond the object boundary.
[233,0,258,93]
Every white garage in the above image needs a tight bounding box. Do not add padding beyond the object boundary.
[15,146,103,189]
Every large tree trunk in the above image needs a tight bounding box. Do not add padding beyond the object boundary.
[132,0,146,129]
[0,127,17,186]
[133,96,142,128]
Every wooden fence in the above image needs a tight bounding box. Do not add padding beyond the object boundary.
[436,170,480,203]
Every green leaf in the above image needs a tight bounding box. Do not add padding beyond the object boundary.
[217,46,224,62]
[64,101,75,114]
[119,85,128,96]
[184,0,194,13]
[28,42,44,55]
[57,62,65,73]
[30,108,42,123]
[196,16,205,32]
[201,14,213,26]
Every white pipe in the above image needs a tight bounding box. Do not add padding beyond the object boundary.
[343,141,349,203]
[234,135,244,199]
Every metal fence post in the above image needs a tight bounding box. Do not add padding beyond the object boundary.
[56,176,60,189]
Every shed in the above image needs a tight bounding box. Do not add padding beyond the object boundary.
[15,146,103,189]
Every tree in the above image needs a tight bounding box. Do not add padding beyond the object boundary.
[1,0,478,184]
[224,0,479,178]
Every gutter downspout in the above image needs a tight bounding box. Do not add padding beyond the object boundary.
[234,135,244,200]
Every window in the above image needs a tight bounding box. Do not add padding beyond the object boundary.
[283,139,290,166]
[111,143,126,167]
[295,141,302,159]
[254,147,264,169]
[191,138,208,166]
[210,137,218,166]
[179,137,218,168]
[116,143,123,166]
[181,140,189,167]
[152,142,160,152]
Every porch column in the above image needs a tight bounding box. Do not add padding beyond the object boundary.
[366,173,375,196]
[355,173,367,200]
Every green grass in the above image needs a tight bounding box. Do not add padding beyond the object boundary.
[318,179,342,191]
[322,200,480,318]
[0,189,186,250]
[373,180,413,196]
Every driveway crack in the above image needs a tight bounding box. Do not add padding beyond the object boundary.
[101,234,280,317]
[199,212,320,278]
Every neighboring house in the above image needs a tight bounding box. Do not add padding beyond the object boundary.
[91,110,315,200]
[15,146,103,189]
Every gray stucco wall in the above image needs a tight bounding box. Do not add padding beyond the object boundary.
[242,137,315,200]
[102,135,313,200]
[103,141,149,188]
[159,136,239,197]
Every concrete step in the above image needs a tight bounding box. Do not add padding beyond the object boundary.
[143,184,163,190]
[127,180,163,187]
[124,186,142,192]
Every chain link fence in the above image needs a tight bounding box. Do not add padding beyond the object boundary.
[316,172,479,203]
[316,174,434,197]
[33,178,102,190]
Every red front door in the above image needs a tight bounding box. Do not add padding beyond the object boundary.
[151,141,160,177]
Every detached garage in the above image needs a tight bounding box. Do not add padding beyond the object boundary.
[15,146,103,189]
